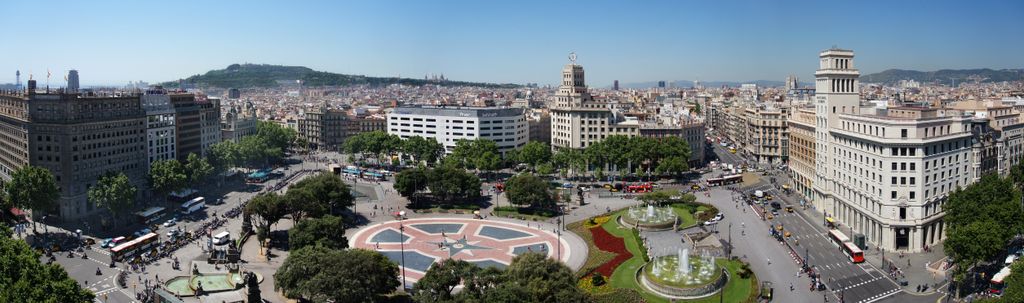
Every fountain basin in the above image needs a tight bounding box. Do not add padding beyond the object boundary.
[619,205,677,231]
[637,256,728,299]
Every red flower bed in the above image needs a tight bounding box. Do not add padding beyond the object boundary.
[590,225,633,276]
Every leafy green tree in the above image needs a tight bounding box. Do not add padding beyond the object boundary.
[6,165,60,230]
[655,156,689,178]
[995,261,1024,302]
[504,173,552,209]
[283,188,323,221]
[413,259,477,302]
[394,167,429,204]
[638,190,674,205]
[288,215,348,250]
[185,153,214,187]
[516,141,552,170]
[275,247,400,303]
[503,253,590,303]
[536,162,555,176]
[257,120,298,150]
[149,159,187,201]
[0,225,95,302]
[944,174,1024,294]
[402,136,445,165]
[427,166,481,203]
[692,102,702,115]
[88,172,137,227]
[290,172,354,213]
[245,192,287,245]
[344,131,402,165]
[209,141,241,172]
[450,139,500,171]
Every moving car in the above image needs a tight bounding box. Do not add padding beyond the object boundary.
[100,238,114,248]
[162,218,177,227]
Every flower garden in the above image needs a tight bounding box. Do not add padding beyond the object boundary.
[570,203,760,303]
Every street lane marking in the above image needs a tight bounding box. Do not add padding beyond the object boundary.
[860,287,901,303]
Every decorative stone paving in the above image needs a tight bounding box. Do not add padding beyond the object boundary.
[350,218,571,284]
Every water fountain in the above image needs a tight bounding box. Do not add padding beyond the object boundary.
[636,248,728,299]
[620,204,678,230]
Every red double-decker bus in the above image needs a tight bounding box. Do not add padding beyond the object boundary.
[627,183,654,193]
[827,230,864,263]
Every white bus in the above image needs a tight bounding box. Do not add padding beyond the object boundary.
[181,197,206,215]
[213,231,231,245]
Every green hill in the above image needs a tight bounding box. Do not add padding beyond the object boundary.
[861,68,1024,85]
[161,64,520,89]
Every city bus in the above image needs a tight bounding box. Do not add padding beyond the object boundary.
[135,207,166,225]
[707,174,742,187]
[990,266,1013,295]
[110,232,159,262]
[827,230,864,263]
[627,183,654,193]
[181,197,206,215]
[168,188,198,202]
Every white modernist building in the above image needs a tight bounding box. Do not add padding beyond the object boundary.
[386,106,528,154]
[142,92,177,169]
[812,48,970,252]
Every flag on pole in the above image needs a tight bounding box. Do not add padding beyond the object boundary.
[47,69,51,80]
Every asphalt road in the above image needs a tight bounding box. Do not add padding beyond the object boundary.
[707,143,944,303]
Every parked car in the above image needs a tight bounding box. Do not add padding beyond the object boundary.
[100,238,114,248]
[162,218,177,227]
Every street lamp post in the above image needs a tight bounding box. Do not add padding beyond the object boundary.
[399,210,407,291]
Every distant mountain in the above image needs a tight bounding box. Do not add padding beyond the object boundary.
[861,68,1024,85]
[616,80,798,89]
[160,64,520,89]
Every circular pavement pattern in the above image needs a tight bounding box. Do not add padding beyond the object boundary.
[350,218,571,284]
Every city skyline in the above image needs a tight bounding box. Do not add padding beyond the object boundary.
[2,0,1023,87]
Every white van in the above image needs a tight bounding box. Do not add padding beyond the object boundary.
[213,231,231,245]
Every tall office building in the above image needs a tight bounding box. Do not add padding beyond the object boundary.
[613,80,619,91]
[387,106,528,154]
[67,70,80,92]
[141,89,177,169]
[0,80,148,220]
[785,75,798,91]
[657,81,666,88]
[811,48,969,252]
[550,56,640,149]
[171,94,202,161]
[198,96,222,156]
[298,105,348,151]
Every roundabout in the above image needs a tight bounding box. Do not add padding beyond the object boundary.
[349,218,575,283]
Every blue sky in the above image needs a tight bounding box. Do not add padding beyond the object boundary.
[2,0,1022,87]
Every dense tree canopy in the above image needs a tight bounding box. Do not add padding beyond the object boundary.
[283,188,323,221]
[288,215,348,250]
[413,259,478,303]
[88,172,137,225]
[514,141,553,169]
[256,120,298,151]
[149,159,187,198]
[289,172,354,213]
[437,253,589,303]
[402,136,445,165]
[0,226,95,302]
[449,139,501,171]
[275,247,400,303]
[245,192,287,244]
[185,153,215,187]
[394,167,429,199]
[6,165,60,218]
[944,173,1024,290]
[504,173,552,209]
[427,166,482,203]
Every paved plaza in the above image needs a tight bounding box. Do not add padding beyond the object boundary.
[350,217,585,285]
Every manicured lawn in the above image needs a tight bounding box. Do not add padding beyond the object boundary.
[670,204,698,228]
[599,211,757,303]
